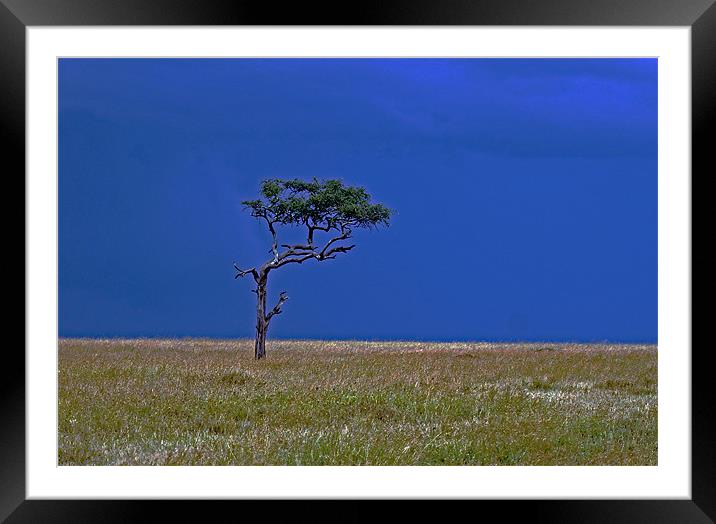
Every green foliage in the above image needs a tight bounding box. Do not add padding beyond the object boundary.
[242,178,392,230]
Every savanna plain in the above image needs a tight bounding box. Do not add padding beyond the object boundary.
[58,339,657,465]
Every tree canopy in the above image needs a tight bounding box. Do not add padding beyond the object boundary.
[242,178,391,243]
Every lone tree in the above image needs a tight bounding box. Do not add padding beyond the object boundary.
[234,178,392,359]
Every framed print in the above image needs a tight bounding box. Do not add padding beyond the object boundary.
[4,0,710,521]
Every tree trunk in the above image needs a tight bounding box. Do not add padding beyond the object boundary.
[254,277,268,359]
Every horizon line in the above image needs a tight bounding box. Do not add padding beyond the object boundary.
[57,335,658,345]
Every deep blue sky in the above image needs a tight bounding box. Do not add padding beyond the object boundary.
[59,58,657,342]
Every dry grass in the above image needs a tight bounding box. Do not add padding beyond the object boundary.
[58,339,657,466]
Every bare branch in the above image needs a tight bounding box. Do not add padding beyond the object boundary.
[279,243,315,253]
[266,221,279,264]
[272,252,318,269]
[274,242,318,265]
[323,244,356,259]
[319,227,352,258]
[307,223,331,245]
[265,291,289,322]
[268,229,355,270]
[250,213,280,264]
[233,262,258,281]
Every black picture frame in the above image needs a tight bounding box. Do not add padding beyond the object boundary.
[4,0,709,521]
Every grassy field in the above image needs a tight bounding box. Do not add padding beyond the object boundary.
[58,339,657,466]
